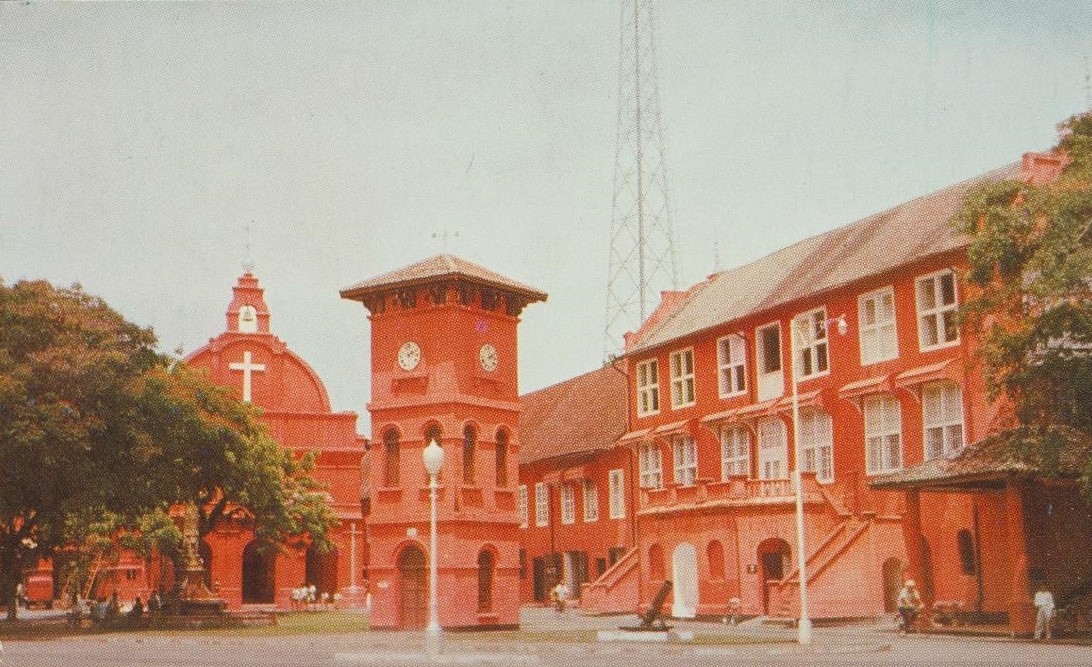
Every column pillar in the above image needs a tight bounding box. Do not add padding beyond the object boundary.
[1005,481,1035,635]
[901,490,925,588]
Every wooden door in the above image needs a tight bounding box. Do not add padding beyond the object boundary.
[399,547,427,629]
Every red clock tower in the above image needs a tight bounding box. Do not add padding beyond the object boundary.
[341,255,546,629]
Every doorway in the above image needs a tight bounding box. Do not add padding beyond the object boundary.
[757,538,791,614]
[241,539,276,604]
[671,543,699,618]
[398,546,427,629]
[882,558,904,613]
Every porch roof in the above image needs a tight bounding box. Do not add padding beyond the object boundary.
[869,426,1092,491]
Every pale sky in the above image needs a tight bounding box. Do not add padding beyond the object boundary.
[2,2,1090,436]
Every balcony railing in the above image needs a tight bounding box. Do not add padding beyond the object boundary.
[640,473,825,511]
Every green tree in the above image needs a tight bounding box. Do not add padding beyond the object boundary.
[953,112,1092,466]
[0,280,336,620]
[0,280,163,620]
[139,363,337,559]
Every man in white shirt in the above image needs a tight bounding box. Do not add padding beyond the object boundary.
[1033,586,1055,640]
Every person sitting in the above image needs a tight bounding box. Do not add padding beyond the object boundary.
[550,581,569,613]
[896,579,924,634]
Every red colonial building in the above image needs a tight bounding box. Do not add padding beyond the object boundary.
[516,363,635,610]
[341,255,546,630]
[519,148,1092,635]
[183,271,367,610]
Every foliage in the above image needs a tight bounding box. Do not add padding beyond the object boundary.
[0,280,163,619]
[953,112,1092,484]
[0,279,336,620]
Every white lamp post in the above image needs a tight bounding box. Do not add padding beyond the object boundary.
[422,437,445,644]
[789,313,846,646]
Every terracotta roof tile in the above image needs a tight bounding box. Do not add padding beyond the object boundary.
[341,254,547,301]
[628,163,1022,353]
[870,426,1092,489]
[518,363,628,464]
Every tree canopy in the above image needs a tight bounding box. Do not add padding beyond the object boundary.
[0,279,336,620]
[953,112,1092,477]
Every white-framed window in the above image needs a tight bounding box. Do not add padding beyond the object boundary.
[923,382,965,460]
[756,322,784,401]
[560,482,576,525]
[799,410,834,483]
[794,308,830,379]
[609,469,626,519]
[517,484,528,528]
[636,359,660,416]
[757,417,788,480]
[916,270,960,350]
[582,479,599,522]
[717,334,747,397]
[672,435,697,487]
[534,482,549,527]
[638,442,663,489]
[859,287,898,364]
[864,395,903,474]
[720,425,751,479]
[669,348,696,408]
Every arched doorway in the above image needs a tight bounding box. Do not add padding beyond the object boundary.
[399,546,427,629]
[306,545,339,599]
[882,558,904,613]
[671,543,699,618]
[477,549,495,613]
[241,539,276,604]
[757,538,791,614]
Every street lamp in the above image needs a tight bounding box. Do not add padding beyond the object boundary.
[422,437,445,644]
[789,313,846,645]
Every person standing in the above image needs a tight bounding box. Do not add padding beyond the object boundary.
[1033,585,1055,641]
[896,579,923,634]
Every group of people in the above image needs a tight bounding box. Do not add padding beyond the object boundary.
[68,590,162,628]
[896,578,1058,641]
[289,583,342,611]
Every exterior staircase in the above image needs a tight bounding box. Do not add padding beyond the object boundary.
[579,547,640,615]
[769,516,871,619]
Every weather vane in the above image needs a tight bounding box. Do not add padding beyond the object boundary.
[431,229,460,252]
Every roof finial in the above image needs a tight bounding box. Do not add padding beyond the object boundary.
[242,221,255,274]
[431,229,460,253]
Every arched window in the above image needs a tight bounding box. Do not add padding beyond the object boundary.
[463,424,477,484]
[707,540,725,580]
[383,429,400,487]
[495,429,509,487]
[477,550,495,613]
[648,543,666,581]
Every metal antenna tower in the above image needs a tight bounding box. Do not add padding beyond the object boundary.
[604,0,679,357]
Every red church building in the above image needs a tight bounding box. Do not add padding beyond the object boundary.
[183,271,368,610]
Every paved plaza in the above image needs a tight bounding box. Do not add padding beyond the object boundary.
[3,607,1090,667]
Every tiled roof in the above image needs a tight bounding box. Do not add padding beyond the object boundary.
[518,363,628,464]
[870,426,1092,490]
[628,163,1022,353]
[340,254,547,301]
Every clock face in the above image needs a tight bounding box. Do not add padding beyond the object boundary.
[479,343,498,372]
[397,341,421,371]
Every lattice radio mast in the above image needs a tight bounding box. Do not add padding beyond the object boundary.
[604,0,679,357]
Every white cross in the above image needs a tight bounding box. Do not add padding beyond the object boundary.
[228,350,265,402]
